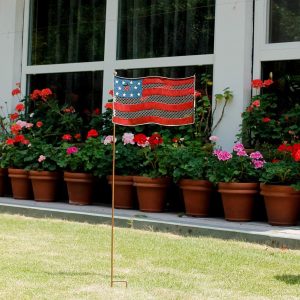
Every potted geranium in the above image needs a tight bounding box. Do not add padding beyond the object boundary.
[170,138,213,217]
[208,141,265,221]
[23,140,60,202]
[260,143,300,226]
[57,129,107,205]
[132,132,171,212]
[105,132,142,209]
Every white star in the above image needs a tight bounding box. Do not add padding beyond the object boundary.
[130,93,133,97]
[115,80,119,84]
[134,86,138,89]
[137,82,141,85]
[122,81,125,84]
[137,93,141,96]
[130,81,133,84]
[118,87,121,90]
[116,92,119,96]
[123,93,126,97]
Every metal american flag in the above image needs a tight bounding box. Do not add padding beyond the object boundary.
[111,75,195,126]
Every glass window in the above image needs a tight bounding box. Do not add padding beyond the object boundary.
[262,60,300,108]
[117,0,215,60]
[29,0,106,65]
[269,0,300,43]
[28,71,103,113]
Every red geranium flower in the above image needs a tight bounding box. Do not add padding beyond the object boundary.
[40,88,52,101]
[30,89,41,100]
[74,133,81,140]
[62,134,72,141]
[87,129,99,138]
[11,88,21,96]
[14,134,25,143]
[15,103,25,112]
[251,79,264,89]
[148,133,163,146]
[263,79,273,87]
[36,121,43,128]
[133,133,148,146]
[262,117,271,123]
[9,113,19,121]
[105,102,113,110]
[194,90,201,98]
[93,108,101,115]
[10,123,22,134]
[6,138,15,145]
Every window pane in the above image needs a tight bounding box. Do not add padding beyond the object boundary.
[262,60,300,110]
[29,0,106,65]
[117,0,215,59]
[269,0,300,43]
[28,72,103,113]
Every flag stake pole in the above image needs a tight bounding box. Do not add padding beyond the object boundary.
[110,121,128,288]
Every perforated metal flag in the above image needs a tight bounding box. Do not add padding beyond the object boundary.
[110,75,195,126]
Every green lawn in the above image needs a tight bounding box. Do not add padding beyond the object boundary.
[0,214,299,300]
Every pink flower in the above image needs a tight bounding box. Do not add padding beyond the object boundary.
[251,100,260,108]
[233,142,245,152]
[213,149,222,156]
[16,120,27,128]
[236,150,248,157]
[209,136,219,142]
[26,122,33,128]
[250,151,263,160]
[38,155,46,163]
[122,133,135,145]
[66,146,78,155]
[252,159,265,169]
[216,150,232,161]
[103,135,117,145]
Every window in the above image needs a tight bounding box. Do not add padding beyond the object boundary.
[117,0,215,59]
[28,71,103,113]
[29,0,106,65]
[269,0,300,43]
[261,60,300,103]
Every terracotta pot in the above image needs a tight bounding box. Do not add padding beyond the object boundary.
[29,170,60,202]
[0,168,8,196]
[8,168,32,200]
[133,176,170,212]
[64,171,94,205]
[218,182,259,221]
[260,184,300,226]
[179,179,212,217]
[107,175,134,209]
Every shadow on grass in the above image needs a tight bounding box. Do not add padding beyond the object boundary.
[275,274,300,285]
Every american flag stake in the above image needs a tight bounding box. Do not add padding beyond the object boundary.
[111,75,195,126]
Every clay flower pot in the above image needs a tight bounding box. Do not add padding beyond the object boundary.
[218,182,259,221]
[179,179,212,217]
[64,171,94,205]
[107,175,134,209]
[133,176,170,212]
[260,184,300,226]
[29,170,60,202]
[8,168,32,200]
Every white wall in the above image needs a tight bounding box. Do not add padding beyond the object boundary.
[0,0,25,112]
[212,0,254,150]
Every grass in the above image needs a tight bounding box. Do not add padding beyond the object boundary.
[0,214,299,300]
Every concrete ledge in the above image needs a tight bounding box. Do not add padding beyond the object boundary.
[0,200,299,250]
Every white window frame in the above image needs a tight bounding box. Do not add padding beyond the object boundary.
[21,0,214,111]
[253,0,300,79]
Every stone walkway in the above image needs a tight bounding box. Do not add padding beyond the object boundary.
[0,197,299,249]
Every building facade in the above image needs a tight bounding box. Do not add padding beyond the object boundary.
[0,0,299,150]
